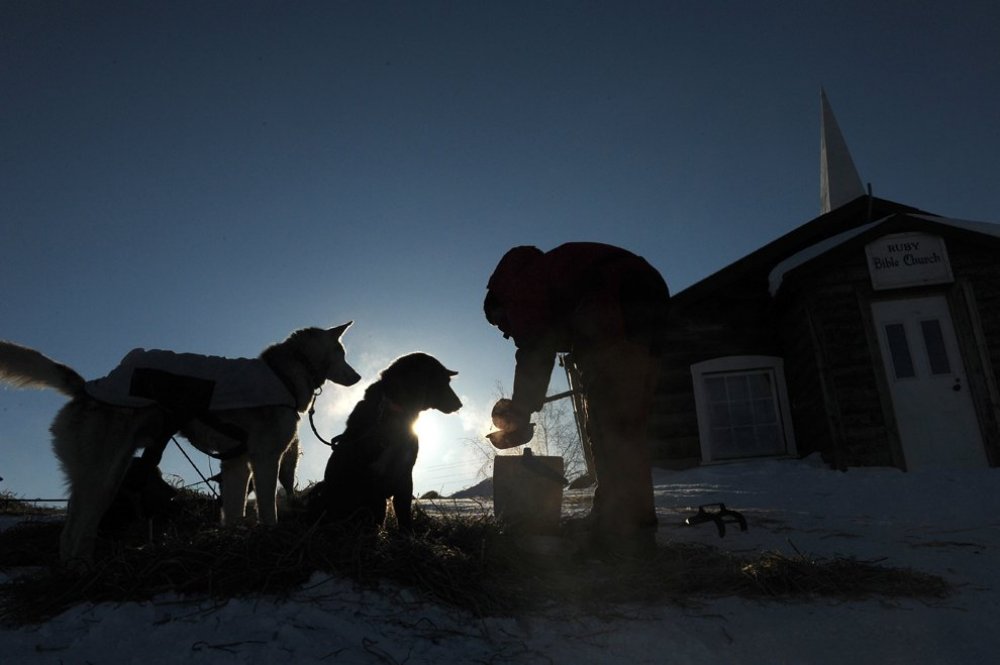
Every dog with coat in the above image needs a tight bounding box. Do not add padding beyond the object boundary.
[0,323,360,563]
[313,352,462,531]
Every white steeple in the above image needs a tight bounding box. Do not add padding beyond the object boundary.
[820,89,866,214]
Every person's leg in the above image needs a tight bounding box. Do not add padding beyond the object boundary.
[577,338,659,543]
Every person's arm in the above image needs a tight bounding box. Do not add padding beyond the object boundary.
[486,343,556,449]
[511,343,556,415]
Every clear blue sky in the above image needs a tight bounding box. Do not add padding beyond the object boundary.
[2,1,999,500]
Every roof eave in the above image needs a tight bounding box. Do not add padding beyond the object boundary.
[672,195,928,308]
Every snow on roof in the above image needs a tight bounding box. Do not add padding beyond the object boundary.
[768,214,1000,296]
[909,213,1000,238]
[768,218,884,296]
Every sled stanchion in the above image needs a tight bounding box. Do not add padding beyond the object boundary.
[685,503,748,538]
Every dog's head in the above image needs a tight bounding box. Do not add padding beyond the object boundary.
[379,352,462,415]
[323,322,361,387]
[265,323,361,390]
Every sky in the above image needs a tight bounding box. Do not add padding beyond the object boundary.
[4,457,1000,662]
[2,1,999,501]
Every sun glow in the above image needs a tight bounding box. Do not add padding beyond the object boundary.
[412,411,438,441]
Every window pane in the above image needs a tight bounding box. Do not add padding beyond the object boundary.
[711,427,733,455]
[705,376,728,403]
[732,427,756,452]
[747,372,772,399]
[754,399,778,424]
[726,375,750,401]
[708,402,731,427]
[920,319,951,375]
[701,368,785,459]
[729,401,753,426]
[884,323,915,379]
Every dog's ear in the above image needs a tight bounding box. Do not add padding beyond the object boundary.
[329,321,354,339]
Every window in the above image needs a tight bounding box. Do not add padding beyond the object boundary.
[692,356,796,462]
[920,319,951,375]
[884,323,916,379]
[881,318,952,379]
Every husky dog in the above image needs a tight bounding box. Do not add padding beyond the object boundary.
[315,352,462,531]
[0,324,360,563]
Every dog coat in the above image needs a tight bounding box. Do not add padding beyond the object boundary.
[85,348,296,411]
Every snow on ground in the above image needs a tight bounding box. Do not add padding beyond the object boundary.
[2,455,999,664]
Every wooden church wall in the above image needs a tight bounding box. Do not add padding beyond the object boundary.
[937,232,1000,465]
[649,275,780,464]
[775,252,899,469]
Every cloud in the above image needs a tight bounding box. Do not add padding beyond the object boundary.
[456,392,493,438]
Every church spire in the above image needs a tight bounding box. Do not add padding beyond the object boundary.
[820,88,865,214]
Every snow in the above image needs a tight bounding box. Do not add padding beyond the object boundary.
[768,219,883,295]
[3,455,999,664]
[910,214,1000,239]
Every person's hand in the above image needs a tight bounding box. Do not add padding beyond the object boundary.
[486,398,534,449]
[486,425,534,449]
[490,398,530,431]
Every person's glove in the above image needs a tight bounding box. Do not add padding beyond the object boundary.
[486,398,534,449]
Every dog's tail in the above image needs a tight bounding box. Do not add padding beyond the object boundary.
[0,341,86,397]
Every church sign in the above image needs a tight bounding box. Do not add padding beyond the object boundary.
[864,232,953,291]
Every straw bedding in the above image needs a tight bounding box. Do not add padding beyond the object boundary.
[0,490,950,625]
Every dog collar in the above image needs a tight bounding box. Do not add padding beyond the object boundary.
[382,397,405,414]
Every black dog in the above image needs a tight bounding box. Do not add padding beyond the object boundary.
[99,456,178,536]
[315,353,462,531]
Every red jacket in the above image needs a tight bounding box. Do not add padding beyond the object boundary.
[485,242,668,412]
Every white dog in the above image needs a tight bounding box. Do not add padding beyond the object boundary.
[0,324,360,563]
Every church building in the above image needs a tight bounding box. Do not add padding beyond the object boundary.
[649,91,1000,471]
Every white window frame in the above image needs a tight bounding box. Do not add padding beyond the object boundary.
[691,355,797,463]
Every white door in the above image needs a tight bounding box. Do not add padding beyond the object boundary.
[871,296,987,469]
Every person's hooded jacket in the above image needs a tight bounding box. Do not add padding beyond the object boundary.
[484,242,669,415]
